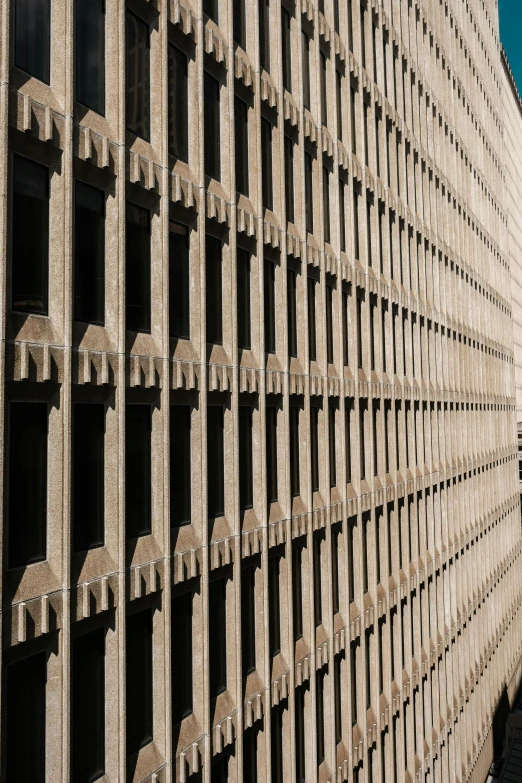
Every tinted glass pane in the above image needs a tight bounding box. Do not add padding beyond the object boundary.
[75,0,105,114]
[15,0,50,82]
[268,556,281,655]
[126,203,151,332]
[172,592,193,722]
[266,406,278,503]
[289,405,300,497]
[284,136,294,223]
[233,0,245,47]
[8,402,47,568]
[235,96,249,196]
[241,565,256,673]
[292,545,303,639]
[206,235,222,344]
[204,0,218,22]
[209,579,227,696]
[125,405,152,538]
[168,46,188,161]
[261,119,273,210]
[237,249,251,349]
[207,406,224,518]
[169,221,190,339]
[204,73,220,180]
[259,0,269,71]
[308,277,316,361]
[72,629,105,782]
[12,155,49,314]
[264,258,276,353]
[282,9,291,91]
[170,406,191,526]
[73,404,105,551]
[239,406,253,510]
[287,267,297,357]
[304,152,313,233]
[74,181,105,325]
[126,13,150,139]
[302,32,310,109]
[126,609,153,754]
[6,652,46,782]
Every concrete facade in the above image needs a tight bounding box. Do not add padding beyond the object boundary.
[0,0,522,782]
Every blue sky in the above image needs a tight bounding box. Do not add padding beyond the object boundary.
[499,0,522,92]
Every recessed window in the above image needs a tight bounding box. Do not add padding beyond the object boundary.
[284,136,295,223]
[282,8,291,91]
[241,565,256,674]
[8,402,47,568]
[74,181,105,325]
[235,96,249,196]
[329,403,336,487]
[266,405,278,503]
[326,283,334,363]
[239,406,253,510]
[233,0,246,47]
[308,277,317,361]
[313,533,323,626]
[125,405,152,538]
[209,578,227,696]
[72,628,105,781]
[320,51,327,124]
[206,234,223,344]
[350,88,357,154]
[170,406,191,527]
[261,118,273,210]
[204,73,220,181]
[75,0,105,114]
[169,221,190,339]
[126,12,150,140]
[353,189,360,259]
[295,685,306,782]
[336,70,343,140]
[292,543,304,639]
[302,31,311,109]
[264,258,276,353]
[259,0,270,71]
[304,152,313,233]
[5,652,46,781]
[15,0,50,83]
[126,203,151,332]
[310,405,319,492]
[287,267,298,358]
[323,167,330,243]
[237,248,251,349]
[12,155,49,315]
[339,178,346,252]
[207,406,225,518]
[73,404,105,551]
[332,527,340,613]
[168,46,188,161]
[172,592,193,723]
[126,608,153,754]
[268,555,281,656]
[316,670,325,764]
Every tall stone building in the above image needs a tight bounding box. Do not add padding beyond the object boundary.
[0,0,521,781]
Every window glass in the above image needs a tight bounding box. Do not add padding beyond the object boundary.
[74,181,105,325]
[15,0,50,83]
[170,406,191,526]
[126,12,150,140]
[125,405,152,538]
[6,652,46,781]
[73,404,105,551]
[126,609,153,754]
[72,629,105,781]
[76,0,105,114]
[206,235,222,344]
[235,96,249,196]
[204,73,220,180]
[126,203,151,332]
[168,46,188,161]
[169,221,190,339]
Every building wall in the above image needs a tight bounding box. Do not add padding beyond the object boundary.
[0,0,521,783]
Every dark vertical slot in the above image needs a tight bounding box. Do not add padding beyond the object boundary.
[310,405,320,492]
[329,404,336,487]
[126,12,150,140]
[204,73,221,180]
[308,277,317,360]
[206,234,223,344]
[5,652,46,782]
[269,556,281,656]
[126,202,151,332]
[262,118,273,210]
[168,46,188,160]
[72,629,105,782]
[287,267,298,357]
[209,578,227,696]
[241,565,256,674]
[264,258,276,353]
[125,405,152,538]
[169,221,190,339]
[239,406,253,510]
[207,406,225,518]
[313,534,322,626]
[126,608,153,754]
[292,544,303,639]
[237,248,251,349]
[266,406,278,503]
[172,592,193,723]
[170,405,191,527]
[74,181,105,325]
[235,96,249,196]
[73,403,105,551]
[290,405,300,497]
[15,0,50,82]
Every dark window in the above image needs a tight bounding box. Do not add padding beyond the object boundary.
[334,655,343,743]
[172,592,193,723]
[241,565,256,674]
[366,198,372,266]
[370,297,375,369]
[345,400,352,484]
[363,102,369,166]
[350,641,358,725]
[169,221,190,339]
[204,73,220,180]
[332,527,340,613]
[15,0,50,82]
[326,283,334,363]
[329,404,336,487]
[126,203,151,332]
[235,97,249,197]
[209,579,227,696]
[310,406,319,492]
[323,167,330,243]
[302,31,311,109]
[308,277,316,361]
[320,51,327,124]
[126,609,153,754]
[204,0,218,22]
[243,728,258,781]
[269,555,281,655]
[125,406,151,538]
[372,402,378,476]
[5,652,46,782]
[239,406,253,510]
[375,113,381,179]
[378,208,383,273]
[237,248,251,349]
[206,234,222,344]
[259,0,270,70]
[372,23,378,80]
[342,289,349,366]
[74,181,105,325]
[73,404,105,551]
[350,88,357,154]
[290,405,300,497]
[362,512,369,592]
[333,0,339,32]
[170,406,191,527]
[287,267,298,358]
[261,118,273,210]
[126,12,150,139]
[360,1,366,67]
[168,46,188,161]
[292,544,303,639]
[304,152,313,233]
[8,402,47,568]
[316,670,325,764]
[271,705,284,783]
[282,8,291,91]
[75,0,105,114]
[359,401,366,480]
[284,136,295,223]
[353,188,360,259]
[266,405,278,503]
[348,517,355,602]
[356,293,363,368]
[72,629,105,783]
[339,178,346,252]
[313,534,322,626]
[233,0,245,47]
[12,155,49,315]
[295,686,306,782]
[264,258,276,353]
[365,630,371,707]
[347,0,353,50]
[207,406,225,518]
[336,71,343,140]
